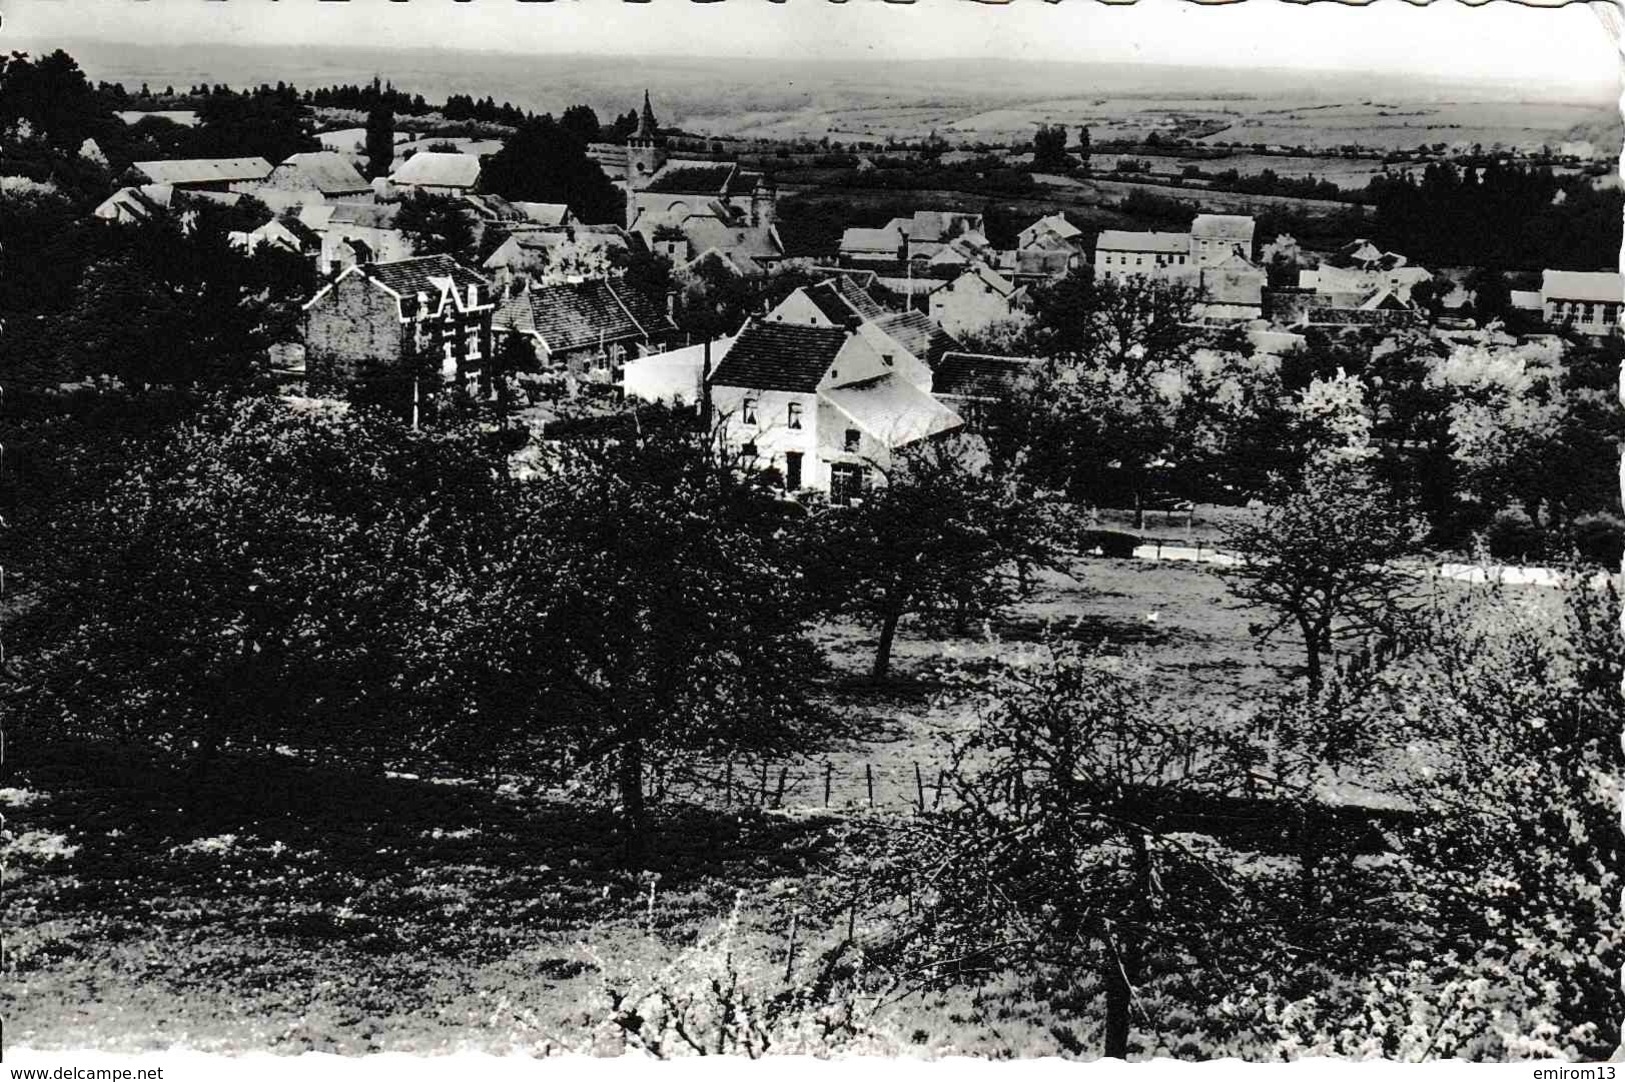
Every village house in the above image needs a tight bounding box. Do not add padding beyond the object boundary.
[1094,230,1193,277]
[259,151,373,202]
[91,183,241,225]
[125,157,273,192]
[838,210,986,267]
[493,277,679,385]
[930,351,1044,431]
[298,202,414,275]
[708,319,962,501]
[388,151,482,196]
[1189,214,1257,267]
[927,262,1029,338]
[1540,269,1623,335]
[839,219,910,265]
[621,334,736,407]
[228,214,322,259]
[302,254,495,395]
[766,276,960,382]
[481,224,636,286]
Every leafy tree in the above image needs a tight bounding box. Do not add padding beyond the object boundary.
[480,114,625,225]
[813,438,1065,679]
[1026,270,1201,380]
[1032,123,1072,172]
[14,397,512,777]
[364,97,394,180]
[1222,460,1424,696]
[1077,125,1091,171]
[497,415,827,860]
[559,103,602,145]
[395,191,477,263]
[1463,265,1510,325]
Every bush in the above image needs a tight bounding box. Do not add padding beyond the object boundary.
[1569,512,1625,568]
[1484,507,1544,563]
[1079,528,1141,559]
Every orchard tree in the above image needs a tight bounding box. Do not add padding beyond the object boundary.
[500,413,827,860]
[814,437,1068,679]
[1222,460,1424,696]
[14,397,512,778]
[904,645,1250,1058]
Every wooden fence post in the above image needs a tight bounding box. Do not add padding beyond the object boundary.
[914,762,926,814]
[723,758,733,808]
[785,912,799,983]
[759,760,770,806]
[773,766,788,809]
[934,768,946,810]
[823,762,833,807]
[866,764,874,808]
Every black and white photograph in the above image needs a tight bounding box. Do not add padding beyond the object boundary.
[1,0,1621,1066]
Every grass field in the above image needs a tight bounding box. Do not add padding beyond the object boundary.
[7,554,1311,1053]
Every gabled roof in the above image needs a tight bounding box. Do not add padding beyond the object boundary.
[1096,230,1190,255]
[271,151,370,194]
[361,254,488,299]
[512,201,572,226]
[303,254,490,314]
[942,262,1021,299]
[391,151,481,189]
[708,319,850,392]
[797,276,888,325]
[130,157,272,186]
[497,279,676,354]
[871,310,961,367]
[1022,213,1082,244]
[932,352,1044,399]
[645,161,738,195]
[1542,269,1624,303]
[820,372,963,449]
[1190,214,1255,241]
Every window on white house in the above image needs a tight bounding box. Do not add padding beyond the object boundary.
[881,353,893,367]
[787,402,803,429]
[1582,302,1596,324]
[466,326,482,361]
[741,441,758,459]
[743,397,758,424]
[844,428,860,452]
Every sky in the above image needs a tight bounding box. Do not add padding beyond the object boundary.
[7,0,1621,91]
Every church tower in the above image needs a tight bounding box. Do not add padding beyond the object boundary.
[625,90,667,191]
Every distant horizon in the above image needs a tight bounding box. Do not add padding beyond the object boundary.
[7,0,1619,99]
[13,34,1618,109]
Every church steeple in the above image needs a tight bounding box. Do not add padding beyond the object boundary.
[635,90,659,142]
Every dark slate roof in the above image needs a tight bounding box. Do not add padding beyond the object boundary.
[932,352,1043,398]
[708,319,849,392]
[499,279,675,354]
[362,254,488,298]
[873,310,960,366]
[645,163,737,194]
[802,280,861,325]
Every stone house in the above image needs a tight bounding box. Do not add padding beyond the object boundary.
[1539,270,1623,335]
[1094,230,1193,277]
[261,151,373,201]
[927,262,1028,338]
[125,157,273,192]
[388,151,482,196]
[493,277,679,384]
[298,203,414,276]
[302,254,495,396]
[1190,214,1257,267]
[708,319,962,501]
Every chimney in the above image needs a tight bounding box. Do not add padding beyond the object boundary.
[665,289,678,319]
